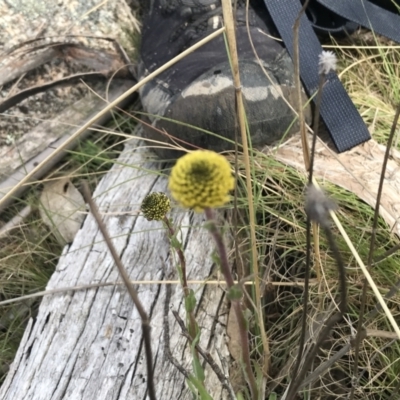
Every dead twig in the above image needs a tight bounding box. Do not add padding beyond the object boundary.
[287,0,312,392]
[0,72,124,114]
[367,104,400,268]
[349,104,400,400]
[82,182,157,400]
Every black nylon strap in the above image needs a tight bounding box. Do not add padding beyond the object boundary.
[318,0,400,43]
[264,0,371,152]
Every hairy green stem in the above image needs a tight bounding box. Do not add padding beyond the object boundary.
[163,216,199,362]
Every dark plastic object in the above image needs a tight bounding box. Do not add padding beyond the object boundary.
[305,0,399,37]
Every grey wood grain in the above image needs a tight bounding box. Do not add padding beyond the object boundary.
[0,133,231,400]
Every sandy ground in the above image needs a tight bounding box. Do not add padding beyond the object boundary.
[0,0,139,179]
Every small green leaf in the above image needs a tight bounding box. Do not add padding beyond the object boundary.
[243,308,252,324]
[211,251,221,266]
[191,325,205,382]
[202,220,214,232]
[236,392,245,400]
[187,375,213,400]
[254,361,266,400]
[227,285,243,300]
[176,265,183,282]
[192,353,205,383]
[185,289,197,313]
[186,378,198,399]
[170,234,182,249]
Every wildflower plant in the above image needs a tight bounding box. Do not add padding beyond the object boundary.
[140,191,207,393]
[169,149,258,399]
[140,192,171,221]
[168,150,234,212]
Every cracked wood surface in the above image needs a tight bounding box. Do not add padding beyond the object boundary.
[0,134,231,400]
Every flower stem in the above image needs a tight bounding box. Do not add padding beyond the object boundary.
[163,217,199,359]
[204,207,258,400]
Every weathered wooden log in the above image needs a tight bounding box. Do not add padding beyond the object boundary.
[0,133,233,400]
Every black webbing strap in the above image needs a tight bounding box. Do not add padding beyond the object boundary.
[265,0,400,152]
[264,0,372,152]
[318,0,400,43]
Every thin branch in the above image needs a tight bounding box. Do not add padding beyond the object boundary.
[349,281,368,400]
[309,73,325,184]
[82,182,157,400]
[367,104,400,267]
[0,205,32,239]
[288,1,313,396]
[349,104,400,400]
[0,72,118,114]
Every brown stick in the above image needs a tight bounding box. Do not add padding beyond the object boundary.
[82,182,157,400]
[349,104,400,400]
[287,0,312,393]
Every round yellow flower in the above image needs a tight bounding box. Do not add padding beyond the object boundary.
[168,150,234,212]
[141,192,171,221]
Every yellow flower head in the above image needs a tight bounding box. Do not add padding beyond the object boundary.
[141,192,171,221]
[168,150,234,212]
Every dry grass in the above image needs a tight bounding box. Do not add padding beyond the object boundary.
[0,6,400,400]
[239,154,400,398]
[0,116,130,381]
